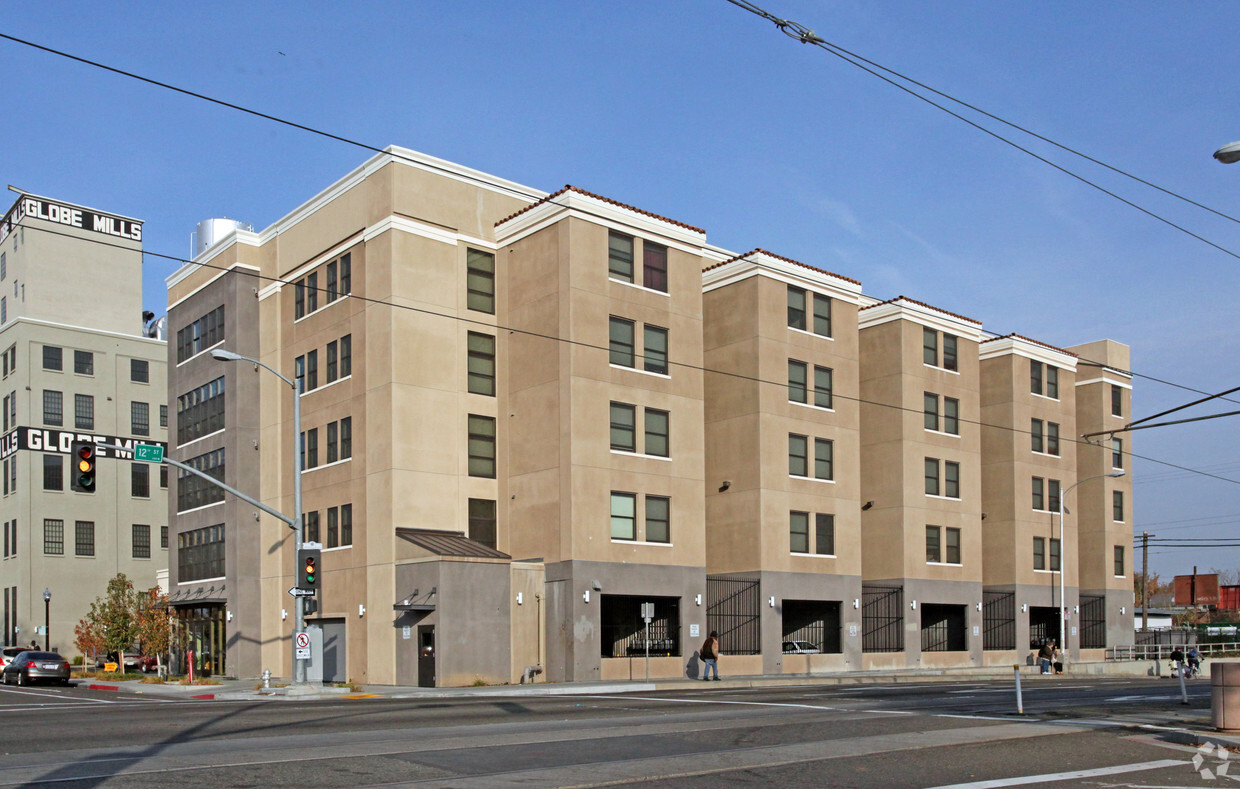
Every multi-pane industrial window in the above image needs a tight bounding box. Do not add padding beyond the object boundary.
[324,504,354,549]
[1111,438,1124,469]
[43,390,62,426]
[1030,360,1059,399]
[926,525,961,564]
[467,332,496,396]
[42,454,62,491]
[177,376,224,445]
[468,498,497,550]
[787,286,831,337]
[132,524,151,559]
[789,434,833,480]
[790,511,834,555]
[923,329,958,371]
[924,393,959,434]
[74,350,93,375]
[325,334,352,384]
[1114,546,1125,576]
[178,449,225,511]
[610,492,670,543]
[466,248,495,314]
[43,519,63,555]
[132,464,150,498]
[75,394,94,430]
[175,305,224,363]
[43,345,62,371]
[925,458,960,498]
[131,401,149,436]
[1033,537,1061,571]
[131,358,149,383]
[1113,490,1124,522]
[1031,477,1061,512]
[75,521,95,557]
[468,415,496,478]
[161,526,168,549]
[1111,384,1123,417]
[178,524,225,582]
[326,417,352,463]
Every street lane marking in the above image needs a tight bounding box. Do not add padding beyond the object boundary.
[921,759,1187,788]
[575,694,845,711]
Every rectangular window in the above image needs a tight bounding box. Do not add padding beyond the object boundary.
[131,401,150,436]
[944,397,959,435]
[608,232,634,283]
[303,427,318,469]
[611,492,636,540]
[161,525,168,549]
[789,434,808,477]
[787,286,806,331]
[942,335,958,372]
[341,503,353,546]
[1114,545,1125,576]
[788,360,808,403]
[468,415,496,478]
[815,513,835,556]
[814,438,834,481]
[160,465,168,489]
[926,525,941,563]
[1031,360,1043,395]
[306,272,318,313]
[1047,422,1059,456]
[132,524,151,559]
[643,242,668,293]
[1033,537,1046,570]
[160,404,168,428]
[339,253,352,297]
[326,339,337,383]
[814,366,833,409]
[945,527,961,564]
[131,358,149,383]
[1113,490,1124,522]
[1049,538,1061,572]
[43,390,63,426]
[176,376,225,444]
[790,511,809,553]
[1032,477,1045,510]
[1046,366,1059,399]
[75,521,95,557]
[177,524,225,582]
[467,332,496,396]
[1111,384,1123,417]
[305,350,318,391]
[923,328,938,366]
[75,394,94,430]
[646,495,670,543]
[295,280,305,319]
[326,421,338,463]
[944,460,960,499]
[609,317,635,367]
[175,305,225,363]
[43,345,62,371]
[812,293,831,337]
[295,355,305,393]
[339,334,352,378]
[42,454,62,491]
[327,507,339,549]
[466,248,495,314]
[609,402,636,452]
[468,498,497,550]
[645,408,669,458]
[1112,438,1124,469]
[74,350,93,375]
[643,325,668,375]
[305,510,320,544]
[177,448,226,512]
[131,464,150,498]
[925,393,940,431]
[43,519,63,556]
[1048,479,1061,512]
[925,458,940,496]
[340,416,352,460]
[1031,418,1044,453]
[326,259,338,303]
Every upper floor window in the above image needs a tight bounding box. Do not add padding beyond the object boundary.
[42,345,62,371]
[925,458,960,498]
[790,511,835,555]
[132,524,151,559]
[42,390,62,426]
[325,417,352,463]
[467,248,495,314]
[1031,419,1060,455]
[1031,360,1059,399]
[1111,384,1123,417]
[468,415,496,478]
[75,394,94,431]
[643,243,668,293]
[467,332,496,396]
[787,286,831,337]
[923,329,958,371]
[1033,536,1061,571]
[609,317,669,375]
[1113,490,1124,522]
[131,401,150,436]
[1111,437,1124,469]
[924,393,959,435]
[789,434,833,481]
[176,305,224,364]
[608,232,634,283]
[325,252,351,304]
[131,358,149,383]
[609,491,670,543]
[926,525,961,564]
[468,499,496,550]
[74,350,93,376]
[789,361,833,408]
[610,403,670,458]
[1114,545,1125,577]
[1032,476,1061,512]
[177,376,225,445]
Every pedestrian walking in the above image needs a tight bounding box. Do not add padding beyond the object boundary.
[700,631,721,681]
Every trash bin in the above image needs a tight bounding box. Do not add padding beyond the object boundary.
[1212,662,1240,731]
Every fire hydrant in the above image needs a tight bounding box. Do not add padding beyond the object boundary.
[262,668,271,689]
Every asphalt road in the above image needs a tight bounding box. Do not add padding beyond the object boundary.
[0,676,1227,787]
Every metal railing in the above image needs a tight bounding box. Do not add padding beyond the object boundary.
[1107,641,1240,661]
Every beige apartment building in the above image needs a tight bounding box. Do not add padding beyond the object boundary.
[0,192,168,659]
[165,146,1133,685]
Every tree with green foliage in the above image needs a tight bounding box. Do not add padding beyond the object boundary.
[136,587,172,673]
[84,574,141,670]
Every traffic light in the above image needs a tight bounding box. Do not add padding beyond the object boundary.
[297,546,321,592]
[70,440,97,493]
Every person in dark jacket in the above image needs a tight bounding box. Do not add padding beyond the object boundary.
[700,631,721,681]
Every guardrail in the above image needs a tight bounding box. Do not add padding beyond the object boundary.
[1108,641,1240,661]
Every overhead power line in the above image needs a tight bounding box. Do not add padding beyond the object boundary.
[723,0,1240,259]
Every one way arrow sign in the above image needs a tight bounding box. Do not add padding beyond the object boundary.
[288,587,316,597]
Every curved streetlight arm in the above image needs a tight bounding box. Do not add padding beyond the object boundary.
[1215,140,1240,165]
[1058,469,1126,663]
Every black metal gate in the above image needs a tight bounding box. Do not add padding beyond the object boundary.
[862,584,903,653]
[983,591,1015,650]
[1079,595,1106,649]
[707,576,761,655]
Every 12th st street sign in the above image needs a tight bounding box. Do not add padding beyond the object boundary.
[134,443,164,463]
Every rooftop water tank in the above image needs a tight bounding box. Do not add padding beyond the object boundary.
[194,218,253,257]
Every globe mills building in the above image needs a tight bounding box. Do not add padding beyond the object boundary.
[166,147,1133,684]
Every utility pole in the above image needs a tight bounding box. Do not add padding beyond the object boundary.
[1140,531,1153,632]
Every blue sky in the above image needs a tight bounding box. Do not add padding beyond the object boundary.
[4,1,1239,582]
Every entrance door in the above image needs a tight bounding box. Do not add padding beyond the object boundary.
[318,619,347,684]
[417,625,435,687]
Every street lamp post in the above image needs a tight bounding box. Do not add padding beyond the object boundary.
[1214,140,1240,164]
[211,349,305,685]
[1058,470,1125,665]
[42,588,50,651]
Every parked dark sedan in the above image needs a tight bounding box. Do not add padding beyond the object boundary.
[2,651,71,686]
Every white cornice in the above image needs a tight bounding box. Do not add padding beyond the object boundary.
[1076,376,1133,388]
[496,190,706,251]
[858,299,984,341]
[167,262,262,312]
[701,250,863,304]
[0,316,167,346]
[979,336,1078,371]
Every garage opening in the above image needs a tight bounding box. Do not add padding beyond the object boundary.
[1029,606,1060,648]
[920,603,967,651]
[781,600,842,653]
[601,595,680,657]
